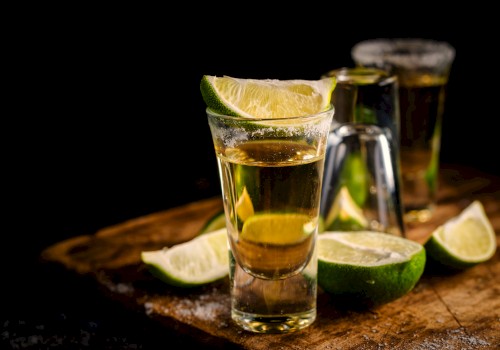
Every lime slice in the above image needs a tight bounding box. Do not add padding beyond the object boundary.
[424,200,496,270]
[241,213,316,245]
[324,186,368,231]
[236,186,254,221]
[200,75,336,118]
[199,211,226,235]
[339,152,368,206]
[317,231,426,307]
[141,228,229,287]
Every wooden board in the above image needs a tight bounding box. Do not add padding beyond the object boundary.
[41,165,500,349]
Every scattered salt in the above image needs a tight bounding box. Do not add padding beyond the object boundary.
[411,328,492,349]
[173,299,226,322]
[144,302,154,316]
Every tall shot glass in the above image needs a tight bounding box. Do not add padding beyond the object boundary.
[206,106,334,333]
[352,39,456,223]
[320,67,405,237]
[321,123,405,237]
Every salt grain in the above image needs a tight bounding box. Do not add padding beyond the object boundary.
[173,299,226,322]
[144,302,154,316]
[412,328,492,349]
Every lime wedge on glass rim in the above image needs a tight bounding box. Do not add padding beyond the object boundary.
[200,75,336,118]
[147,75,337,288]
[424,200,496,270]
[317,231,426,307]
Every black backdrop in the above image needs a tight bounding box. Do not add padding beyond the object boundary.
[6,6,499,271]
[3,5,499,348]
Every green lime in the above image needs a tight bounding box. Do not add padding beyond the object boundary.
[235,186,255,222]
[199,211,226,235]
[200,75,336,118]
[141,228,229,288]
[339,152,368,206]
[354,105,377,125]
[241,213,316,245]
[424,200,496,270]
[317,231,426,307]
[424,117,441,194]
[324,186,368,231]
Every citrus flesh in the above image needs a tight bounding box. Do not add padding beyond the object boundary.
[200,75,336,118]
[240,213,316,245]
[317,231,426,307]
[324,186,368,231]
[141,228,229,288]
[424,200,496,270]
[235,186,255,221]
[237,213,317,278]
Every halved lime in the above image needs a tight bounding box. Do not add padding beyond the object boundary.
[424,200,496,270]
[317,231,426,307]
[200,75,336,118]
[141,228,229,288]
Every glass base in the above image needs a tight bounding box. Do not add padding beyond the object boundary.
[231,309,316,334]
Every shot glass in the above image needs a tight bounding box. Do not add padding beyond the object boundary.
[320,67,405,236]
[206,106,334,333]
[321,123,405,237]
[351,38,456,223]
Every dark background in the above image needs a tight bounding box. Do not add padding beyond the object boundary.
[4,5,498,349]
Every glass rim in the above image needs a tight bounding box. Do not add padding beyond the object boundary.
[322,67,397,86]
[352,38,456,68]
[206,104,335,121]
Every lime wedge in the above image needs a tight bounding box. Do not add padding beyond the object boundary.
[317,231,426,307]
[199,211,226,235]
[241,213,316,245]
[425,200,496,270]
[339,152,368,206]
[236,186,255,221]
[141,228,229,288]
[324,186,368,231]
[200,75,336,118]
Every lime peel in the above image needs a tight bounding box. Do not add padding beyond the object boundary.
[318,231,426,307]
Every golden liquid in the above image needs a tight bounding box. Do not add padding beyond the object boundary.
[398,74,447,219]
[216,140,323,280]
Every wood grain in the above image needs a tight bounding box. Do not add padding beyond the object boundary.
[41,165,500,349]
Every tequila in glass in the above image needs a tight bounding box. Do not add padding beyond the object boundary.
[207,107,333,333]
[352,39,455,223]
[398,74,447,222]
